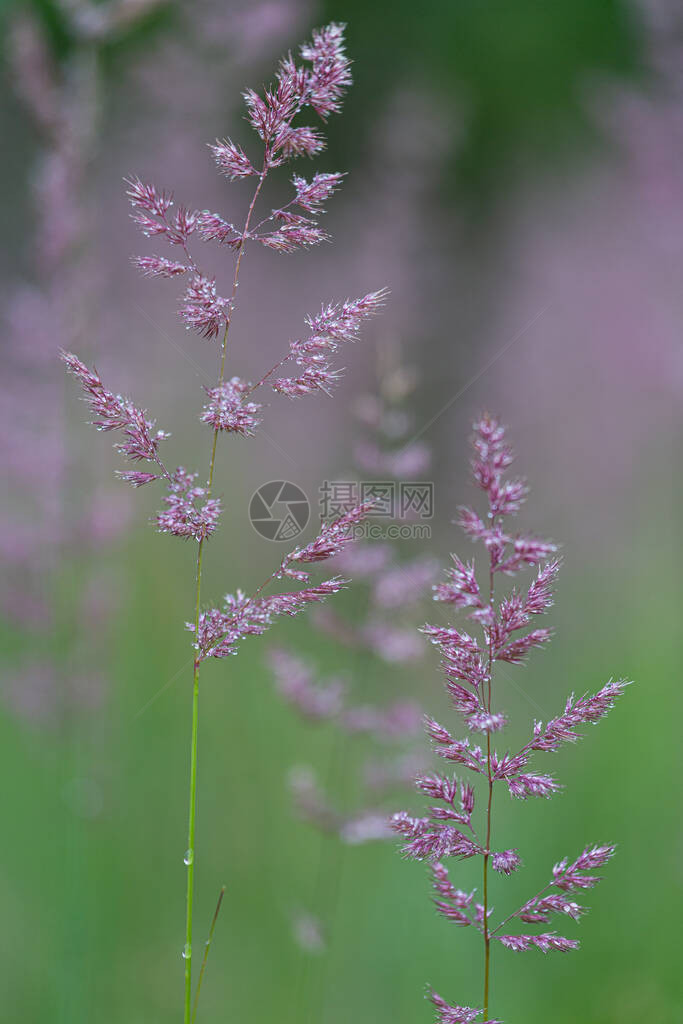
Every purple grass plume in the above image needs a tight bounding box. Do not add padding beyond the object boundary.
[269,356,436,956]
[61,23,384,1024]
[392,415,629,1023]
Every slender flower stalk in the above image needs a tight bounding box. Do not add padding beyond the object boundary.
[392,415,629,1023]
[63,23,385,1021]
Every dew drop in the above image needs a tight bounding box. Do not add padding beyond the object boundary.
[184,849,194,866]
[182,943,191,960]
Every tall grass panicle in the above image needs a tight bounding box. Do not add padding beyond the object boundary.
[269,358,435,957]
[392,414,629,1024]
[270,361,437,846]
[62,23,385,1022]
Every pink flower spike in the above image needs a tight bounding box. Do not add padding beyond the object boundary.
[179,274,229,339]
[551,844,617,893]
[497,934,531,952]
[125,176,172,218]
[209,138,256,180]
[457,506,488,540]
[60,351,168,466]
[416,773,459,805]
[494,628,553,664]
[530,679,630,753]
[497,932,579,954]
[156,468,221,542]
[305,289,388,342]
[195,211,241,246]
[438,738,486,775]
[272,364,342,398]
[516,893,587,923]
[192,578,347,661]
[491,850,521,875]
[300,22,352,120]
[259,222,329,252]
[460,783,475,816]
[200,378,262,436]
[444,682,481,720]
[132,255,188,278]
[573,844,617,870]
[167,206,197,245]
[467,711,506,734]
[430,863,475,908]
[425,716,454,746]
[433,556,482,609]
[474,904,494,927]
[390,811,430,839]
[271,290,386,398]
[422,624,481,655]
[497,535,558,574]
[524,558,562,614]
[488,477,529,517]
[292,171,345,212]
[507,773,560,800]
[284,502,373,570]
[117,470,160,488]
[428,990,501,1024]
[434,901,472,927]
[279,125,326,158]
[398,824,482,862]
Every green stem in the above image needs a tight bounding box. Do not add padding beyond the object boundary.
[482,758,493,1021]
[182,377,224,1023]
[482,557,495,1021]
[184,651,200,1019]
[192,886,226,1023]
[182,164,268,1024]
[184,540,205,1024]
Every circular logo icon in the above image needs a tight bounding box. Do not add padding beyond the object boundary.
[249,480,310,541]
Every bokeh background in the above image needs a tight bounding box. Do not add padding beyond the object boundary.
[1,1,681,1022]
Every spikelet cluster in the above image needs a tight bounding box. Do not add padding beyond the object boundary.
[62,24,385,655]
[392,415,629,1023]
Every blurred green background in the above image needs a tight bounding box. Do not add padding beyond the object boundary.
[1,2,681,1022]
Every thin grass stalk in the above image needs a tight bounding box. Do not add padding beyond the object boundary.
[183,167,265,1023]
[61,25,387,1022]
[392,414,630,1023]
